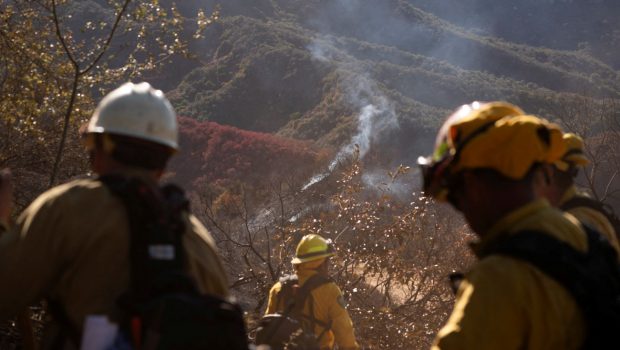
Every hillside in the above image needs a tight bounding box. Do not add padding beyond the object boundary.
[169,116,324,190]
[43,0,619,209]
[164,1,618,167]
[163,0,620,212]
[53,0,620,171]
[410,0,620,68]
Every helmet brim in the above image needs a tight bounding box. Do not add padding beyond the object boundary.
[418,155,452,201]
[291,251,335,265]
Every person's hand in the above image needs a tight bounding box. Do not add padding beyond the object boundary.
[0,169,13,230]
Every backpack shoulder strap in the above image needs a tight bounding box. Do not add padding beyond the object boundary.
[293,274,332,309]
[278,274,299,309]
[561,195,606,212]
[293,274,333,332]
[98,175,191,301]
[488,230,590,302]
[487,227,620,349]
[279,273,329,310]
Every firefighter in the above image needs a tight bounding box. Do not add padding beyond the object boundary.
[419,101,589,349]
[538,132,620,254]
[0,82,229,348]
[265,234,360,350]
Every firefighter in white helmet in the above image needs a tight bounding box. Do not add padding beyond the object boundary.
[0,82,229,348]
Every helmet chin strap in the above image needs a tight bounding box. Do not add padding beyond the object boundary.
[102,134,116,154]
[316,259,330,273]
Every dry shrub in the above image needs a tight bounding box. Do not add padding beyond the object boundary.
[197,156,474,348]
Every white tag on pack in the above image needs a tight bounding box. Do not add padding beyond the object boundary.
[80,315,119,350]
[148,244,175,260]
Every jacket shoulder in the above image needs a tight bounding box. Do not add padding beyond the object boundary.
[311,280,342,299]
[186,214,217,247]
[569,207,615,233]
[20,179,107,217]
[468,255,529,289]
[40,178,104,199]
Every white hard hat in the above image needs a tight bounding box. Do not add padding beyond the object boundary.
[87,82,178,149]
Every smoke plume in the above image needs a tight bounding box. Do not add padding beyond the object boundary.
[302,37,399,191]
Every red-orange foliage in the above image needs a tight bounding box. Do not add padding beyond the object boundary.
[169,116,325,189]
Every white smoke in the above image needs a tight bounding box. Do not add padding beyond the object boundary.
[361,167,421,202]
[307,38,335,62]
[301,37,399,191]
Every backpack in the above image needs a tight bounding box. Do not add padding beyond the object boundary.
[485,226,620,350]
[255,274,332,350]
[100,175,249,350]
[561,194,620,243]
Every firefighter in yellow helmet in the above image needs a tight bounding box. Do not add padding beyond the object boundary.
[0,82,229,348]
[537,132,620,255]
[419,101,592,350]
[264,234,360,350]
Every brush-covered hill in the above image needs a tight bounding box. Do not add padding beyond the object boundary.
[162,0,620,166]
[67,0,620,175]
[410,0,620,69]
[170,116,325,190]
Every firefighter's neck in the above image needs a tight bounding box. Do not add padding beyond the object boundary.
[462,171,538,236]
[317,259,330,276]
[91,149,163,181]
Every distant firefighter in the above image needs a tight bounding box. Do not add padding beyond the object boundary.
[418,101,620,350]
[537,132,620,255]
[256,234,360,350]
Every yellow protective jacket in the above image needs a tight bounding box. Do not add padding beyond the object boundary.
[0,171,229,348]
[265,268,360,350]
[559,185,620,256]
[432,199,586,350]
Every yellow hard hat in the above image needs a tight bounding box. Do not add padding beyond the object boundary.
[554,133,590,171]
[426,101,524,163]
[418,101,565,201]
[291,234,335,265]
